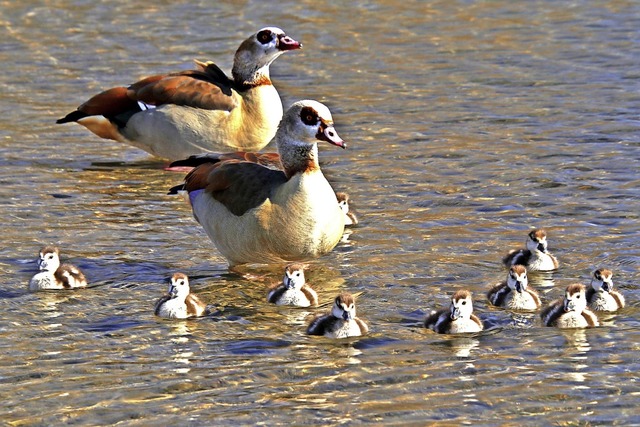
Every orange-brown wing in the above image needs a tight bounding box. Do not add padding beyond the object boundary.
[183,162,222,192]
[218,152,283,170]
[170,151,283,170]
[58,64,235,123]
[185,160,287,216]
[130,70,237,111]
[56,86,141,123]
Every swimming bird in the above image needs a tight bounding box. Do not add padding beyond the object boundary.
[29,246,87,291]
[56,27,301,160]
[154,273,208,319]
[425,290,484,334]
[586,268,625,312]
[541,283,599,328]
[267,263,318,307]
[306,293,368,338]
[503,229,559,271]
[168,100,347,267]
[487,265,541,310]
[336,192,359,226]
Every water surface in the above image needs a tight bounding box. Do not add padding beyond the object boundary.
[1,0,639,425]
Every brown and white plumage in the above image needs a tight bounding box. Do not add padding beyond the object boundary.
[587,268,625,312]
[487,265,541,311]
[29,246,87,291]
[168,100,347,267]
[425,290,484,334]
[57,27,301,160]
[267,263,318,307]
[336,192,358,226]
[541,283,599,328]
[154,273,208,319]
[503,229,559,271]
[307,293,368,338]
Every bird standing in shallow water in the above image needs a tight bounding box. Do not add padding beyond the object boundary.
[586,268,625,312]
[425,290,484,334]
[541,283,599,328]
[154,273,208,319]
[307,293,368,338]
[267,263,318,307]
[57,27,301,160]
[168,100,347,267]
[503,229,559,271]
[29,246,87,291]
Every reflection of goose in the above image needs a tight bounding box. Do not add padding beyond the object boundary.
[154,273,208,319]
[307,293,368,338]
[57,27,301,160]
[29,246,87,291]
[503,229,559,271]
[541,284,599,328]
[587,268,625,312]
[527,270,556,289]
[267,263,318,307]
[446,337,480,358]
[425,290,483,334]
[169,100,346,266]
[561,328,591,355]
[487,265,541,311]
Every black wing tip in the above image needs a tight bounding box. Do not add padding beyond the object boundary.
[56,110,88,124]
[167,184,185,195]
[169,153,221,168]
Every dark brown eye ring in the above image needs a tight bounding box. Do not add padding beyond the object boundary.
[257,29,273,44]
[300,106,318,126]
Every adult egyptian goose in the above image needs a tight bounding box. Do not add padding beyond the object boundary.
[57,27,301,160]
[154,273,208,319]
[306,293,368,338]
[168,100,346,267]
[425,290,484,334]
[503,229,559,271]
[29,246,87,291]
[541,283,599,328]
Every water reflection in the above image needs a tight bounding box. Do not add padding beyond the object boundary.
[528,271,556,289]
[560,329,591,384]
[329,344,363,365]
[430,334,481,359]
[340,228,355,244]
[447,337,481,358]
[561,329,591,356]
[2,0,640,424]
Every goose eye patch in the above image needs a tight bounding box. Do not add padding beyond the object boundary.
[300,107,318,125]
[257,30,273,44]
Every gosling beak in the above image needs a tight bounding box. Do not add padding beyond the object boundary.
[515,281,523,293]
[169,285,178,298]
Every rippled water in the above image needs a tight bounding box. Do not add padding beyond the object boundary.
[1,0,639,425]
